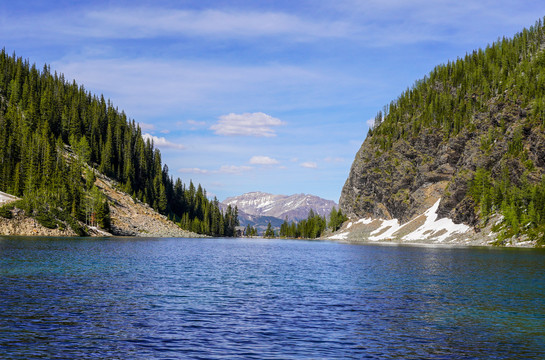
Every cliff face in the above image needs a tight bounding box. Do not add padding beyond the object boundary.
[339,19,545,244]
[341,97,545,227]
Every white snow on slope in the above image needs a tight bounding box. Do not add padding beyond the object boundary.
[0,191,18,204]
[328,231,349,240]
[369,218,402,241]
[330,199,470,243]
[403,199,470,242]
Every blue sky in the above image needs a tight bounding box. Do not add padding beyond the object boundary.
[2,1,544,202]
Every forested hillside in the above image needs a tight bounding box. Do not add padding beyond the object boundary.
[340,18,545,244]
[0,50,238,236]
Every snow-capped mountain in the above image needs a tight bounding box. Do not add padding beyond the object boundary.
[223,192,337,223]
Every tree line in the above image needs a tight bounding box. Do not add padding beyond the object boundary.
[0,50,237,236]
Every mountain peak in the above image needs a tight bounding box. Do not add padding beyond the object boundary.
[223,192,337,227]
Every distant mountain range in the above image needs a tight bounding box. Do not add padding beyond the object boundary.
[222,192,337,230]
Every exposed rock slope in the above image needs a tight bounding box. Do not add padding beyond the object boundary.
[0,175,204,238]
[94,174,205,238]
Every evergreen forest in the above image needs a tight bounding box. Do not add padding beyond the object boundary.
[277,207,346,239]
[0,50,238,236]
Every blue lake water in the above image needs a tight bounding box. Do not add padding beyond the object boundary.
[1,237,544,359]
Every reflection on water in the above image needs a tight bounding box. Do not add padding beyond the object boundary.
[1,237,544,359]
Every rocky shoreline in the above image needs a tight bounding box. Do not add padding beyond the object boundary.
[327,198,537,248]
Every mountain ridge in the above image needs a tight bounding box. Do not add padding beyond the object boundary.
[223,192,337,229]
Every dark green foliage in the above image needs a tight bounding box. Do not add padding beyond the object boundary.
[371,18,545,151]
[328,207,348,231]
[0,203,14,219]
[35,208,57,229]
[96,199,111,230]
[471,169,545,241]
[279,210,327,239]
[0,50,236,236]
[264,222,275,238]
[243,224,258,237]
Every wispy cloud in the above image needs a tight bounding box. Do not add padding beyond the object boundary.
[326,0,543,46]
[1,7,354,42]
[179,167,209,174]
[178,165,252,175]
[186,120,207,129]
[300,161,318,169]
[210,112,285,137]
[89,8,354,40]
[139,122,156,131]
[217,165,253,174]
[52,59,330,118]
[324,157,345,163]
[142,133,186,150]
[249,156,279,165]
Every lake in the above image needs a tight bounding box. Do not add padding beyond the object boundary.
[1,237,544,359]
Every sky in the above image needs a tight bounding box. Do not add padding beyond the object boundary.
[2,1,544,202]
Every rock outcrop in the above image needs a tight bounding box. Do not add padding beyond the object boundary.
[340,97,545,234]
[94,174,205,238]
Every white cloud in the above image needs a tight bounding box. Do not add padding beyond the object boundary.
[52,59,328,119]
[142,133,186,150]
[2,7,354,42]
[217,165,253,174]
[160,129,170,134]
[178,168,209,174]
[300,162,318,169]
[324,157,345,163]
[366,118,376,128]
[187,120,207,127]
[178,165,252,175]
[138,122,155,131]
[249,156,279,165]
[210,112,285,137]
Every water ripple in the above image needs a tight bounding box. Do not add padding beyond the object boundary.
[1,237,544,359]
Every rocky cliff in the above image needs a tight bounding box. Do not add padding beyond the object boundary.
[339,19,545,246]
[341,97,545,223]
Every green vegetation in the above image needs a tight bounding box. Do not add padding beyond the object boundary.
[279,209,328,239]
[369,18,545,146]
[243,224,258,237]
[470,168,545,242]
[366,17,545,243]
[328,206,348,231]
[264,222,276,238]
[0,50,237,236]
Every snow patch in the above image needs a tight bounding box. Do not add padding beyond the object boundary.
[356,218,374,225]
[347,222,353,229]
[337,199,471,243]
[0,191,19,204]
[369,218,402,241]
[403,200,470,242]
[328,232,349,240]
